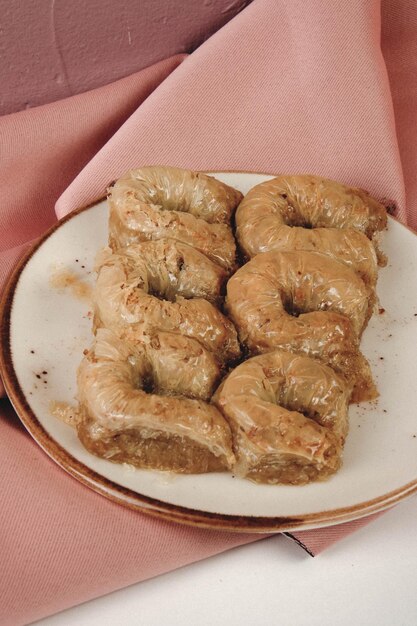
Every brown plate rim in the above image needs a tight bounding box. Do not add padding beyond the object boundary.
[1,171,417,533]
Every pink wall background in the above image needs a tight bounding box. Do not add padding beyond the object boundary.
[0,0,250,115]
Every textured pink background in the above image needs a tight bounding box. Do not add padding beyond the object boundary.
[0,0,250,115]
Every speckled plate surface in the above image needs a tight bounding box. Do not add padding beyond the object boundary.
[1,172,417,532]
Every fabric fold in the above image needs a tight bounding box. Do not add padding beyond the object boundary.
[56,0,406,224]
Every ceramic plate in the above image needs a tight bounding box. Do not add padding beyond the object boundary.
[2,172,417,533]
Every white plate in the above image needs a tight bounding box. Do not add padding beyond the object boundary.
[2,172,417,532]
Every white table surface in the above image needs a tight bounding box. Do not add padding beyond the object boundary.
[34,494,417,626]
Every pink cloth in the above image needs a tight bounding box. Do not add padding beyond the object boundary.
[56,0,410,226]
[1,0,416,623]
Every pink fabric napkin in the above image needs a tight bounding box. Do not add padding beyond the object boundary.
[1,0,416,623]
[56,0,413,227]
